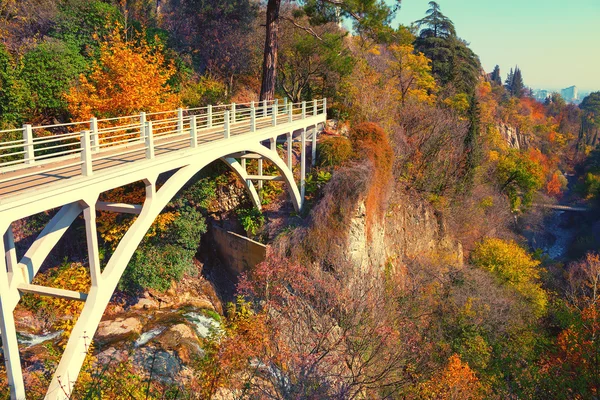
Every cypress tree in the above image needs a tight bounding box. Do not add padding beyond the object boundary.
[512,66,525,97]
[490,65,502,86]
[460,95,482,193]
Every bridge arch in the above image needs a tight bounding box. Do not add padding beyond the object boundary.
[45,143,300,399]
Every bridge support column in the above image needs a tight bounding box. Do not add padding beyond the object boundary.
[286,132,292,171]
[301,128,306,203]
[82,198,101,287]
[0,224,25,400]
[312,126,317,167]
[258,158,263,193]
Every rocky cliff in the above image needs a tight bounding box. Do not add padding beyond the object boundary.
[345,187,463,271]
[497,123,529,149]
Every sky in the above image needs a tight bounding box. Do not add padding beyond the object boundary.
[389,0,600,93]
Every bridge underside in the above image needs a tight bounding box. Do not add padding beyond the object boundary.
[0,116,324,399]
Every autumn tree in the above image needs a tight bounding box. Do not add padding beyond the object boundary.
[496,149,545,210]
[578,91,600,149]
[259,0,398,100]
[278,21,354,102]
[66,27,180,120]
[418,354,487,400]
[471,238,548,317]
[388,43,437,105]
[158,0,258,94]
[541,253,600,397]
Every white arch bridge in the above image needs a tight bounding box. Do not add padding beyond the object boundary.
[0,98,327,399]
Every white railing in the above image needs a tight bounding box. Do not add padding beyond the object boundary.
[0,98,326,184]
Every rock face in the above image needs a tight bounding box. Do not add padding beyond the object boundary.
[344,189,463,271]
[497,123,529,149]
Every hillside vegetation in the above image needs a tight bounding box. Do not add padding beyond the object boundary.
[1,0,600,399]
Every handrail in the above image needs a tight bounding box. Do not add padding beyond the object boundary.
[0,98,326,182]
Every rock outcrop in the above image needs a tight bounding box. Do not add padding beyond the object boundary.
[345,190,463,272]
[497,123,529,149]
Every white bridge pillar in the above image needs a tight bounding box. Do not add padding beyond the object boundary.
[0,224,25,400]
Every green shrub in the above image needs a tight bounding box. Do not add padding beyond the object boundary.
[317,136,352,167]
[0,45,28,128]
[180,75,228,108]
[121,206,207,292]
[21,39,87,119]
[306,170,332,195]
[51,0,122,57]
[237,207,265,236]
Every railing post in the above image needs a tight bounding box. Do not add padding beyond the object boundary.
[272,104,277,126]
[207,105,213,128]
[140,112,146,143]
[23,124,34,164]
[90,117,99,152]
[288,104,293,123]
[262,100,267,118]
[81,130,93,176]
[190,115,198,148]
[145,121,154,159]
[275,98,279,114]
[323,97,327,115]
[177,108,184,134]
[313,99,318,116]
[224,111,230,139]
[284,97,288,110]
[301,101,306,119]
[251,106,256,132]
[231,103,236,124]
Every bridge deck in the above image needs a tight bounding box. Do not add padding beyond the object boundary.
[0,108,314,202]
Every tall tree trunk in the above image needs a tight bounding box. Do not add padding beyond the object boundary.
[260,0,281,101]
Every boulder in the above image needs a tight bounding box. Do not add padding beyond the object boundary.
[96,317,142,345]
[155,323,202,364]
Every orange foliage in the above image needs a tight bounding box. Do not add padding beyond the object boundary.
[420,354,486,399]
[520,97,546,122]
[66,26,180,121]
[350,122,394,236]
[526,148,552,179]
[547,172,563,196]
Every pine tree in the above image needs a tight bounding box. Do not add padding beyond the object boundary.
[415,2,480,93]
[512,66,525,97]
[505,68,514,92]
[490,65,502,86]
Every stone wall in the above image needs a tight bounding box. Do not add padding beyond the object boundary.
[212,225,267,274]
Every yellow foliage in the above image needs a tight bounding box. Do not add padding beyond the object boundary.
[443,93,470,116]
[471,238,548,317]
[66,26,180,121]
[22,263,91,339]
[388,44,437,105]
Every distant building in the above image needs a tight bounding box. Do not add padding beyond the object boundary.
[533,89,550,102]
[561,86,578,103]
